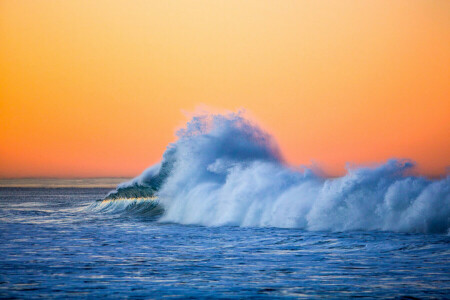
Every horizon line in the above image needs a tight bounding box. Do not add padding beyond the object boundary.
[0,178,132,188]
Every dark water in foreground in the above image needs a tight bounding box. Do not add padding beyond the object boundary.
[0,188,448,299]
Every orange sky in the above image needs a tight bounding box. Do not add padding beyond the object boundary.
[1,0,449,178]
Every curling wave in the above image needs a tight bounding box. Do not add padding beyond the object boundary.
[89,198,164,219]
[103,111,450,233]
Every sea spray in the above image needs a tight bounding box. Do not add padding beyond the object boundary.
[105,111,450,233]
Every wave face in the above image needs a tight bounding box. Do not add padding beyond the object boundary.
[89,198,164,219]
[105,111,450,233]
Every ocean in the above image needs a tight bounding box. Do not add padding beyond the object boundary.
[0,187,448,298]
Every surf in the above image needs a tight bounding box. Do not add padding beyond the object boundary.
[99,111,450,234]
[89,197,164,219]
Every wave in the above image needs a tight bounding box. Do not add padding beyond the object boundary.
[103,111,450,233]
[88,198,164,219]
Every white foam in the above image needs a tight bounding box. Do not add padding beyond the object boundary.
[114,111,450,233]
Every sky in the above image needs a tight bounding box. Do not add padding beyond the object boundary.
[0,0,449,178]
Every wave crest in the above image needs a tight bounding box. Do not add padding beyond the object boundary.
[104,111,450,233]
[88,198,164,219]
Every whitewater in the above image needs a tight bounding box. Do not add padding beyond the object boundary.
[98,111,450,234]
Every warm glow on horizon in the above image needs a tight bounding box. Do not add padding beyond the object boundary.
[1,0,449,178]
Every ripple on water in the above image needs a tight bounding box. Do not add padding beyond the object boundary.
[0,188,449,298]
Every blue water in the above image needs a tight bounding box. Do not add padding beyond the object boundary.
[0,188,449,298]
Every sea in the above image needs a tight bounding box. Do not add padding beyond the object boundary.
[0,187,449,299]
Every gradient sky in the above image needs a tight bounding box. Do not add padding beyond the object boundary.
[1,0,449,178]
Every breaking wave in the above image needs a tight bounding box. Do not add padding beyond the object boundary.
[88,198,164,219]
[102,111,449,234]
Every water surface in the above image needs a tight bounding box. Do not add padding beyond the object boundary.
[0,188,448,298]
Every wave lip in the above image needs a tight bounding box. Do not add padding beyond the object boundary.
[102,110,450,234]
[88,197,164,219]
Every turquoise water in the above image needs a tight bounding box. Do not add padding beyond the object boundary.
[0,188,449,298]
